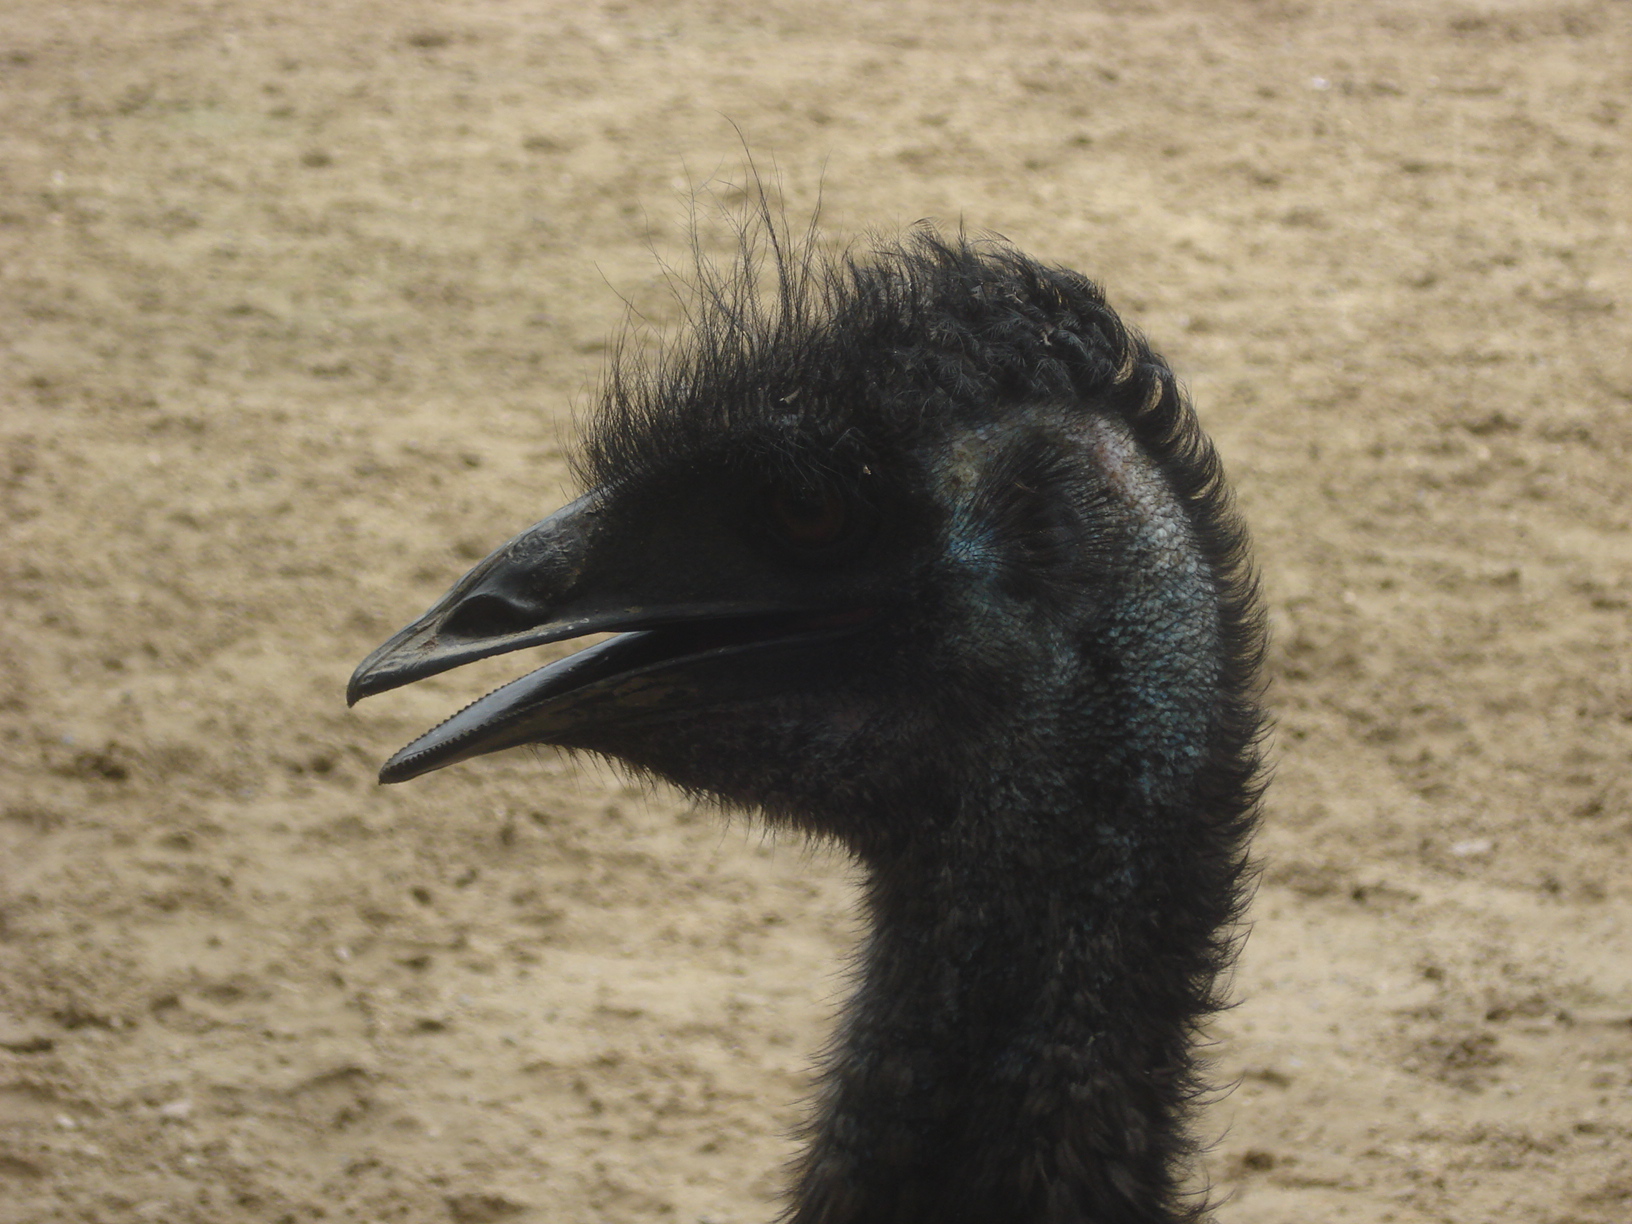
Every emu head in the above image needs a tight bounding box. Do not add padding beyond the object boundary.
[350,231,1244,859]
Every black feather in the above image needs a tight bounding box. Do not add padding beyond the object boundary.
[576,215,1268,1222]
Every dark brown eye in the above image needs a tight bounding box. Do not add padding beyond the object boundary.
[769,484,848,549]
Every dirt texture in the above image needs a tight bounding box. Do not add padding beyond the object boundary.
[3,1,1630,1221]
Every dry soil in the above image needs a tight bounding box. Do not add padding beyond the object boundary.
[2,1,1630,1222]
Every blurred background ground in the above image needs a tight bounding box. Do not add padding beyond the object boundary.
[1,1,1629,1221]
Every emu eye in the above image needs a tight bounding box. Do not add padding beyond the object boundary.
[768,484,849,550]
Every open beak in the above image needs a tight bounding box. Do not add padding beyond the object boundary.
[348,495,876,784]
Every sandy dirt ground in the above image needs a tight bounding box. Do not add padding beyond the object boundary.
[2,1,1630,1221]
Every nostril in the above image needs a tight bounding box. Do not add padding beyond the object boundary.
[441,592,542,641]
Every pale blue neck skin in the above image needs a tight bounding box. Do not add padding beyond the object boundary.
[927,405,1222,814]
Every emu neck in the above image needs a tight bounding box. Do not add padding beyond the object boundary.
[790,780,1216,1224]
[780,415,1239,1222]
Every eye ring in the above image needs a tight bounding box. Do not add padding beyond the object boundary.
[768,484,849,549]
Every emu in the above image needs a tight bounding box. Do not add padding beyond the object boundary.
[350,220,1266,1223]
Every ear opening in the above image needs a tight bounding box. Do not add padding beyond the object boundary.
[971,424,1118,605]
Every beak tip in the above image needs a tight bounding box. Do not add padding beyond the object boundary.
[378,754,420,785]
[347,644,419,707]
